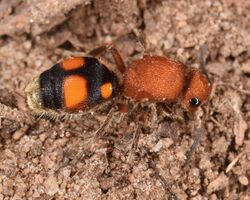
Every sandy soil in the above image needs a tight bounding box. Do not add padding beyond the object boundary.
[0,0,249,199]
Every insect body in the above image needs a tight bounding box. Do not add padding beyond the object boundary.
[25,57,118,114]
[25,46,211,115]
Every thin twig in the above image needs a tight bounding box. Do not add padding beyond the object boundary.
[94,107,116,139]
[149,161,179,200]
[182,127,202,168]
[210,116,227,132]
[226,152,244,173]
[127,125,141,163]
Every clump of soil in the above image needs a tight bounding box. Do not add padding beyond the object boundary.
[0,0,249,199]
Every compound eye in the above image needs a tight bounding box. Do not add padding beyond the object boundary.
[189,97,201,107]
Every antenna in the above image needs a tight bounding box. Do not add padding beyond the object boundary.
[199,44,208,76]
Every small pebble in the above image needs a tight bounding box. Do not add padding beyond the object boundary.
[23,41,32,50]
[241,60,250,74]
[44,176,59,196]
[238,175,249,186]
[152,140,163,152]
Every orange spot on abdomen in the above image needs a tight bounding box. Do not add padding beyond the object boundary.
[64,75,87,110]
[100,82,113,99]
[61,57,85,71]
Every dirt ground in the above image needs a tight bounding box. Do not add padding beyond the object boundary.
[0,0,249,199]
